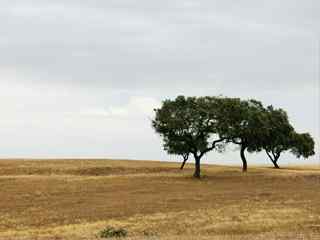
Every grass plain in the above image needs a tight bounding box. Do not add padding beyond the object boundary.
[0,159,319,239]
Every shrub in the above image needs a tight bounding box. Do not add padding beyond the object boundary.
[99,227,128,238]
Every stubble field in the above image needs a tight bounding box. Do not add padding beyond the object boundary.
[0,159,319,239]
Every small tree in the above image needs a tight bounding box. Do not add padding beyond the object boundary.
[163,137,190,170]
[152,96,226,178]
[262,106,295,168]
[262,106,315,168]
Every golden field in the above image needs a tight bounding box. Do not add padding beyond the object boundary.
[0,159,319,240]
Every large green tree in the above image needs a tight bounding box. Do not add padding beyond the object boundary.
[152,96,226,178]
[217,98,267,172]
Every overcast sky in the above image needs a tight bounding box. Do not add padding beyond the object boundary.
[0,0,319,166]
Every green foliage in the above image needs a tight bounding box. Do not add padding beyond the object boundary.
[214,98,269,171]
[262,106,295,162]
[99,227,128,238]
[290,132,315,158]
[261,106,315,166]
[152,95,227,158]
[152,95,315,173]
[152,95,228,177]
[215,98,266,150]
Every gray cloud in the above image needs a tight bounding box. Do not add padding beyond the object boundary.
[0,0,319,164]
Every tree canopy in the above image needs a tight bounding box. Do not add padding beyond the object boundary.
[215,98,268,171]
[152,96,227,178]
[261,106,295,168]
[290,132,315,159]
[260,106,315,168]
[152,95,315,178]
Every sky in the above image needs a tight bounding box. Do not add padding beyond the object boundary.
[0,0,319,166]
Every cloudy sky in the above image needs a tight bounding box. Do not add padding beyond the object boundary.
[0,0,319,165]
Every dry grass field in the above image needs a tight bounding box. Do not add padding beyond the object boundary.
[0,159,319,240]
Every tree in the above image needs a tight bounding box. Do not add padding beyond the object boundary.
[262,106,295,168]
[217,98,267,172]
[262,106,315,168]
[152,96,226,178]
[162,136,190,170]
[290,132,315,159]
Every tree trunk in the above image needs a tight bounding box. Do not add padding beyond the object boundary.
[193,157,201,178]
[240,145,247,172]
[180,158,187,170]
[265,150,281,169]
[272,160,280,169]
[272,154,280,169]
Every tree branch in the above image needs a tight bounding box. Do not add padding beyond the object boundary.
[212,138,227,146]
[275,151,281,162]
[265,149,275,161]
[199,138,226,158]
